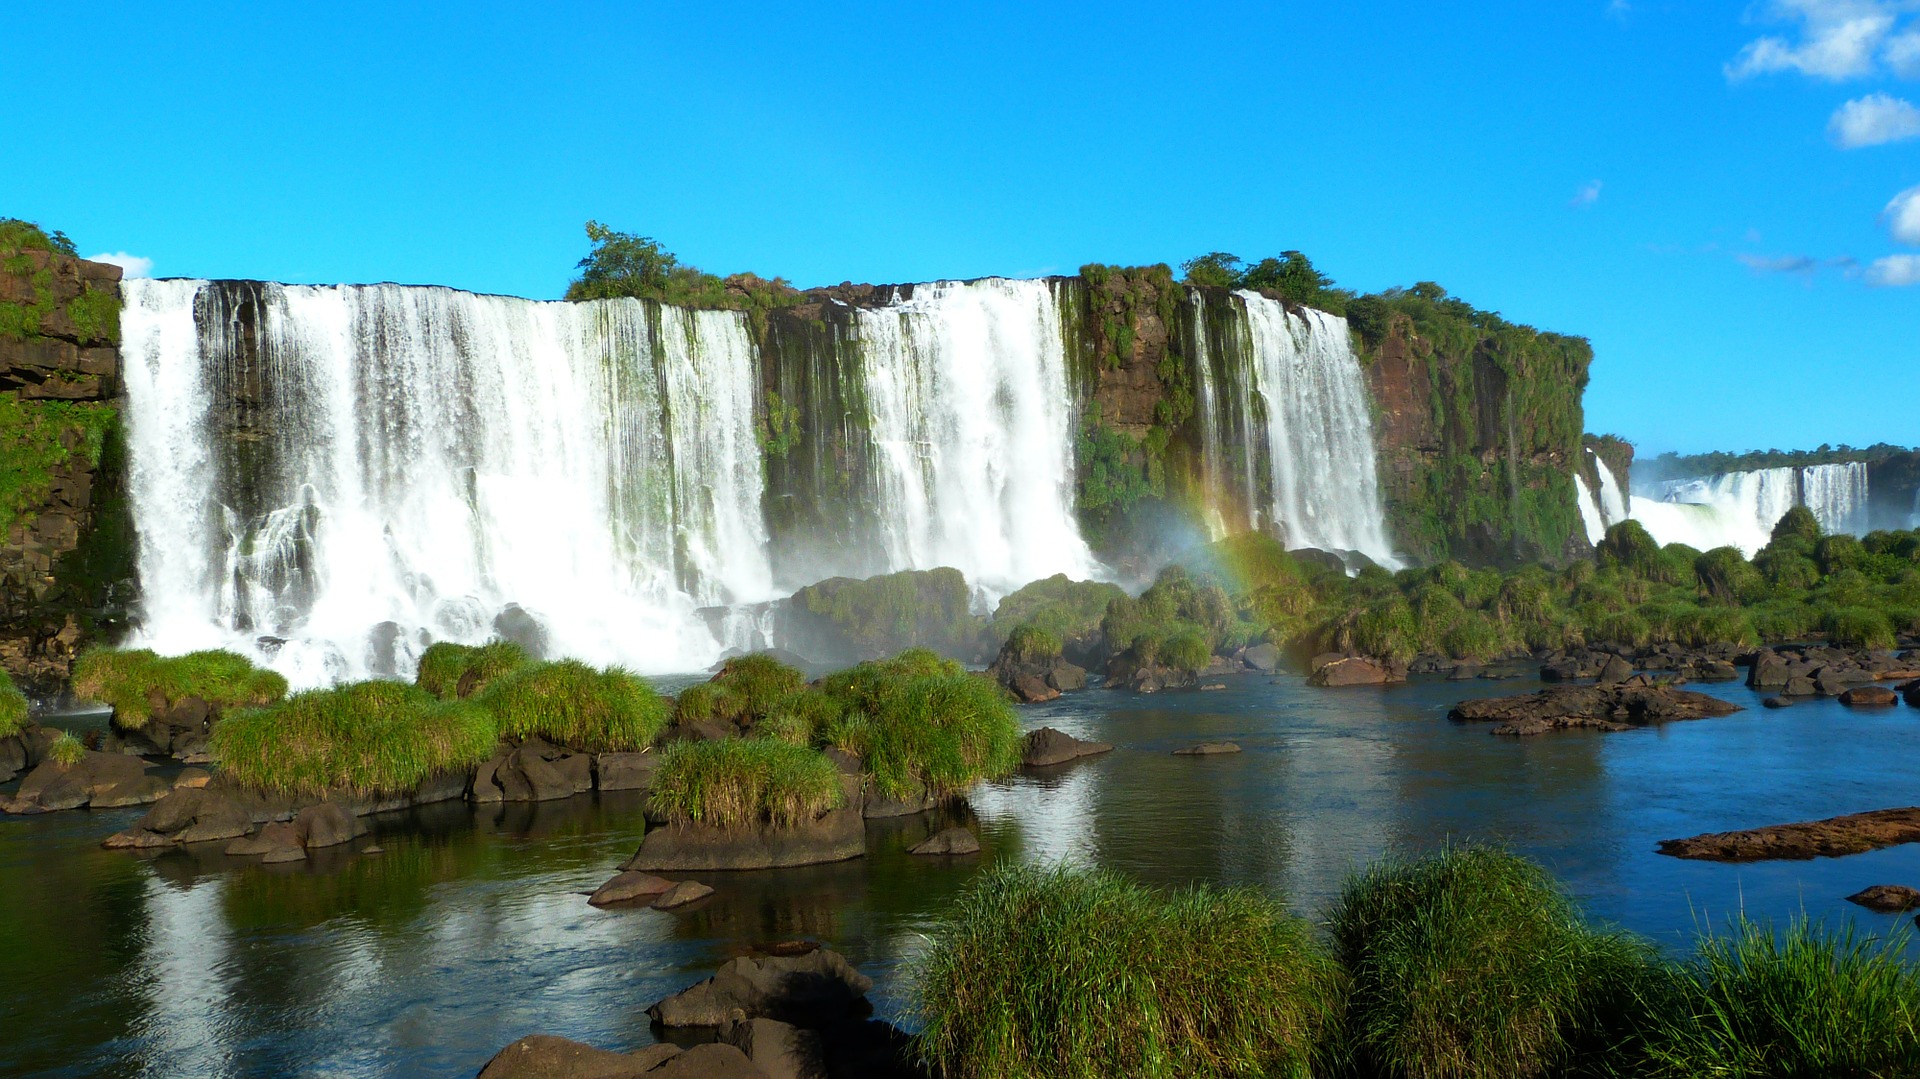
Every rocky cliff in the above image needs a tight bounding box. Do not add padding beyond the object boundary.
[0,228,132,695]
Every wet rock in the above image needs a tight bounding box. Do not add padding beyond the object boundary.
[173,767,212,789]
[476,1036,685,1078]
[909,827,980,855]
[1173,741,1242,756]
[1748,651,1790,689]
[625,809,865,872]
[3,751,163,814]
[1847,885,1920,913]
[474,739,595,802]
[652,880,715,910]
[648,948,872,1028]
[294,802,365,848]
[589,871,675,907]
[722,1017,816,1079]
[226,820,306,861]
[1447,664,1485,681]
[1763,696,1794,709]
[1308,656,1404,687]
[1020,726,1112,768]
[860,787,942,819]
[101,828,173,850]
[1241,643,1282,672]
[595,751,659,792]
[1906,680,1920,708]
[1009,674,1059,703]
[1841,686,1899,707]
[1450,684,1740,736]
[1597,654,1633,685]
[1659,807,1920,862]
[1783,675,1818,697]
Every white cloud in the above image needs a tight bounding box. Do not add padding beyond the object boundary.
[85,251,153,278]
[1724,0,1914,81]
[1570,180,1604,208]
[1829,92,1920,144]
[1887,26,1920,74]
[1865,253,1920,283]
[1884,184,1920,243]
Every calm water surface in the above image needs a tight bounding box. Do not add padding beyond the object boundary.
[4,672,1919,1077]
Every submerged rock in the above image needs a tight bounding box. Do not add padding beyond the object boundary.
[624,809,865,872]
[648,948,873,1028]
[1448,684,1740,736]
[909,827,979,855]
[3,751,168,814]
[589,871,675,907]
[651,880,715,911]
[1020,726,1112,768]
[1173,741,1242,756]
[1847,885,1920,913]
[1659,807,1920,862]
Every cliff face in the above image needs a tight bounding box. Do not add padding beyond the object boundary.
[0,244,132,694]
[1868,451,1920,530]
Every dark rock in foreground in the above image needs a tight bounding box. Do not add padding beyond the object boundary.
[624,809,865,872]
[477,1036,756,1078]
[1020,726,1111,768]
[1841,686,1899,707]
[909,827,979,855]
[1449,683,1740,736]
[1847,885,1920,913]
[1658,807,1920,862]
[3,750,169,814]
[648,948,873,1028]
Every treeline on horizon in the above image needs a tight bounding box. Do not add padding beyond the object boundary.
[1642,442,1919,483]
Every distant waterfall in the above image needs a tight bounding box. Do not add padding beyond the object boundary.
[850,279,1099,596]
[1630,462,1873,556]
[120,280,774,686]
[1575,450,1632,545]
[1191,291,1397,566]
[1595,456,1629,524]
[1575,476,1606,545]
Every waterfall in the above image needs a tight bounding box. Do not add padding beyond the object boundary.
[1799,462,1869,536]
[1594,456,1629,525]
[1574,475,1606,545]
[849,279,1099,597]
[1192,291,1396,566]
[120,280,774,687]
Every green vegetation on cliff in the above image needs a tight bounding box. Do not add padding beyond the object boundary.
[0,668,26,738]
[72,648,288,728]
[790,567,984,660]
[564,220,802,315]
[1,218,119,344]
[1180,249,1352,313]
[1641,442,1915,483]
[0,397,117,540]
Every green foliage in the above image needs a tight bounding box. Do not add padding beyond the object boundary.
[1329,846,1656,1079]
[413,639,531,700]
[1179,249,1352,313]
[563,220,802,312]
[1003,623,1063,662]
[914,864,1343,1079]
[989,574,1126,648]
[708,652,808,725]
[794,568,983,660]
[212,681,497,795]
[1646,442,1914,479]
[649,737,843,828]
[1824,606,1896,650]
[1636,918,1920,1077]
[759,389,801,458]
[47,730,86,766]
[819,661,1020,802]
[0,667,25,739]
[0,219,77,257]
[1075,407,1161,516]
[1102,565,1235,667]
[0,398,116,539]
[1772,506,1823,545]
[1162,628,1213,673]
[471,660,668,752]
[674,681,723,724]
[72,648,287,729]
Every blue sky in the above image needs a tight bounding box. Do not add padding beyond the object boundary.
[7,1,1916,456]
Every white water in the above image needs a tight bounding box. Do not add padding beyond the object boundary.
[1630,462,1873,556]
[1575,476,1607,545]
[120,280,774,686]
[1200,292,1397,566]
[1595,455,1629,525]
[851,279,1100,597]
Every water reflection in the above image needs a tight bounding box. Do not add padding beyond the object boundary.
[4,673,1920,1075]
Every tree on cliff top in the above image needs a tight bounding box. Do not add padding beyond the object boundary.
[1180,249,1351,312]
[566,221,680,301]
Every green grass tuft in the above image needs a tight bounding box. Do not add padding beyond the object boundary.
[0,667,25,739]
[914,863,1343,1079]
[471,660,667,752]
[649,737,843,828]
[822,666,1022,803]
[211,681,497,795]
[1328,845,1656,1079]
[71,648,287,728]
[414,639,531,699]
[710,652,807,724]
[47,730,85,766]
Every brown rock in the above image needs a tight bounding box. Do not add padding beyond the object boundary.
[173,767,212,789]
[1009,673,1059,703]
[1173,741,1242,756]
[909,827,980,855]
[648,949,872,1028]
[1449,684,1740,736]
[589,871,675,907]
[1659,807,1920,862]
[226,821,306,859]
[476,1036,683,1079]
[1020,726,1112,768]
[1847,885,1920,913]
[1841,686,1899,707]
[1597,654,1633,685]
[651,880,715,910]
[625,809,865,872]
[295,802,364,848]
[595,751,659,792]
[1308,656,1403,687]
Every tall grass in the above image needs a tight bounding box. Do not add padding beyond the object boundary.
[913,864,1342,1079]
[1328,846,1657,1078]
[72,648,287,727]
[822,667,1021,802]
[212,681,496,795]
[414,639,530,699]
[471,660,667,752]
[709,653,806,723]
[1635,918,1920,1077]
[649,737,843,828]
[0,667,25,738]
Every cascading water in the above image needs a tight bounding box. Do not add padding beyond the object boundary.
[1191,291,1397,566]
[1799,462,1869,536]
[1574,475,1607,545]
[850,279,1100,596]
[1630,462,1874,556]
[1594,456,1629,525]
[120,280,775,687]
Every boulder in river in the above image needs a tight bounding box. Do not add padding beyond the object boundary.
[589,871,676,907]
[651,880,715,911]
[1847,885,1920,913]
[1658,807,1920,862]
[1448,684,1740,736]
[648,947,872,1028]
[2,751,169,814]
[1173,741,1242,756]
[1308,656,1404,687]
[1020,726,1112,768]
[476,1036,734,1078]
[624,808,865,872]
[1841,686,1899,707]
[595,751,659,792]
[909,827,980,855]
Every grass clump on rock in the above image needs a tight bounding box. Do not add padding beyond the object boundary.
[472,660,668,752]
[1637,918,1920,1077]
[47,730,85,766]
[649,737,843,828]
[72,648,287,728]
[0,668,26,738]
[819,655,1021,802]
[914,863,1342,1079]
[1328,845,1655,1078]
[212,681,496,796]
[414,639,531,699]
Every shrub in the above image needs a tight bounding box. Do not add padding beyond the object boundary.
[0,667,25,739]
[1441,611,1505,660]
[1590,611,1651,649]
[414,639,531,699]
[1695,547,1763,604]
[72,648,287,728]
[793,567,983,659]
[1328,846,1656,1079]
[816,648,962,714]
[674,681,723,724]
[1004,623,1063,663]
[1161,629,1212,673]
[826,665,1021,803]
[212,681,497,795]
[989,575,1126,647]
[1749,599,1819,642]
[1824,606,1896,650]
[1672,605,1758,649]
[1597,521,1663,579]
[649,738,842,828]
[1771,506,1822,545]
[710,653,807,724]
[914,864,1343,1079]
[1637,918,1920,1077]
[473,660,668,752]
[47,730,85,766]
